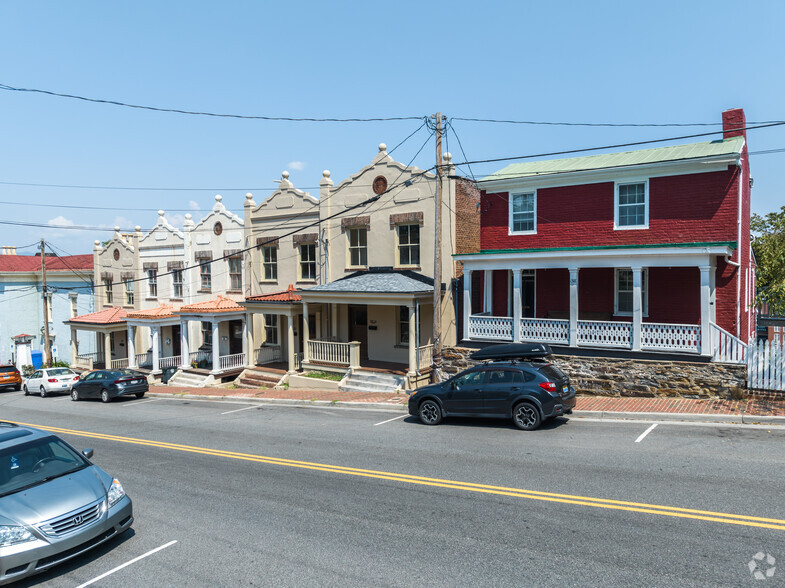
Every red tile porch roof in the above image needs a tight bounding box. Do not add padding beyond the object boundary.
[68,306,128,325]
[176,295,243,314]
[126,303,179,319]
[0,254,93,272]
[245,284,301,303]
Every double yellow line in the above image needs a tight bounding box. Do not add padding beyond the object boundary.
[15,420,785,532]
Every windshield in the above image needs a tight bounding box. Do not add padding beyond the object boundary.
[47,368,72,377]
[0,366,18,374]
[0,436,89,497]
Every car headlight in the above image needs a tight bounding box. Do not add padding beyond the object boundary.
[0,525,35,547]
[107,479,126,507]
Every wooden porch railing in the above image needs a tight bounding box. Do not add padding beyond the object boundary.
[308,340,350,366]
[219,353,246,370]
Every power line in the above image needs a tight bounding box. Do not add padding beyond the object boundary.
[451,116,785,127]
[45,243,95,290]
[0,83,425,123]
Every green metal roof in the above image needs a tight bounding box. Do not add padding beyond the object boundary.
[481,136,744,183]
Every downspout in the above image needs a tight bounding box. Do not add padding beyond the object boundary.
[735,157,743,338]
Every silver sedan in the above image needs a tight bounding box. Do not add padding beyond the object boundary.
[23,368,80,398]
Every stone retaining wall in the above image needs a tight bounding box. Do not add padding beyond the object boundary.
[440,347,747,399]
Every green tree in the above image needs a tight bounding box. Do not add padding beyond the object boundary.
[751,205,785,315]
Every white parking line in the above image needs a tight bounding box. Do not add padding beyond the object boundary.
[635,423,658,443]
[374,414,407,426]
[122,398,161,407]
[75,540,177,588]
[221,405,258,415]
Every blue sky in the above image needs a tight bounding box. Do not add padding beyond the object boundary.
[2,0,783,255]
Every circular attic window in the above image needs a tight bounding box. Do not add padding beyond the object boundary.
[372,175,388,195]
[113,249,120,261]
[214,221,223,236]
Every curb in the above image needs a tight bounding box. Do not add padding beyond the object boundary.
[148,392,785,424]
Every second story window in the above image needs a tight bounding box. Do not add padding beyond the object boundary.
[147,269,157,298]
[104,278,113,304]
[348,227,368,268]
[124,279,134,305]
[229,258,242,291]
[172,269,183,298]
[262,246,277,281]
[616,181,648,229]
[200,262,211,292]
[510,192,536,233]
[299,243,316,281]
[397,224,420,267]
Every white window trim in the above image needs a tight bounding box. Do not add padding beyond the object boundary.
[614,179,649,230]
[298,243,317,282]
[346,227,368,269]
[508,191,537,235]
[261,246,278,282]
[396,224,421,268]
[147,269,157,299]
[614,268,649,317]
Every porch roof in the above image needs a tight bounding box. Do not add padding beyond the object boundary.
[245,284,302,304]
[175,295,243,314]
[126,303,180,319]
[66,306,127,326]
[302,269,433,294]
[480,136,744,183]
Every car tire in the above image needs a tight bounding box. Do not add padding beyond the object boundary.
[512,402,541,431]
[135,392,145,399]
[418,399,443,425]
[101,389,111,403]
[23,385,29,396]
[13,383,21,391]
[71,389,79,401]
[40,386,47,398]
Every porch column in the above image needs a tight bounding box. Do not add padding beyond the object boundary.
[483,270,493,313]
[103,332,112,369]
[709,260,717,323]
[243,313,252,367]
[631,267,643,351]
[70,326,78,366]
[407,303,417,376]
[302,301,310,363]
[152,326,161,373]
[331,304,338,339]
[211,319,220,373]
[96,332,102,363]
[179,318,189,369]
[127,325,137,368]
[569,268,579,347]
[463,269,471,341]
[700,266,712,355]
[286,313,296,374]
[512,269,522,342]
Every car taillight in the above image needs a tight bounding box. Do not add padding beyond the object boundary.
[48,378,58,383]
[539,381,557,393]
[74,376,80,381]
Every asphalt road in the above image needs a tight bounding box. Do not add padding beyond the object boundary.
[1,390,784,587]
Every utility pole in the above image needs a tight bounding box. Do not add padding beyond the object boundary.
[432,113,444,371]
[41,239,52,367]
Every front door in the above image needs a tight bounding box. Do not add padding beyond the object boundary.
[348,305,368,359]
[522,270,535,318]
[229,320,243,355]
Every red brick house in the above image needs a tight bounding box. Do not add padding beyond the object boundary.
[455,108,754,357]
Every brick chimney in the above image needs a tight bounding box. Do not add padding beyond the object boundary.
[722,108,746,139]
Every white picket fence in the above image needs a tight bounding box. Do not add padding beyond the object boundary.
[747,339,784,392]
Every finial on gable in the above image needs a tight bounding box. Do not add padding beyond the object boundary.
[378,143,387,153]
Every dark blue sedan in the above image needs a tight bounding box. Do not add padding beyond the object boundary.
[70,370,148,403]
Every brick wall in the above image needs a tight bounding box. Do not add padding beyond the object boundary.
[454,178,480,278]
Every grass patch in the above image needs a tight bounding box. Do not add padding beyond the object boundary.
[302,371,343,382]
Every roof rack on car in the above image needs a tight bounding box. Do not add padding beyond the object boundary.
[470,343,553,362]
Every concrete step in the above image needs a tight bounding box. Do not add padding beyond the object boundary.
[167,371,211,387]
[340,381,401,393]
[339,370,405,394]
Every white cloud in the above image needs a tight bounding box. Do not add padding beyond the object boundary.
[189,200,201,211]
[47,216,75,227]
[167,213,186,229]
[287,161,306,171]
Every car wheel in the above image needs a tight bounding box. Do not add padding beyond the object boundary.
[23,385,29,396]
[418,399,443,425]
[71,389,79,401]
[13,383,21,391]
[512,402,541,431]
[100,389,111,403]
[135,392,145,399]
[40,386,47,398]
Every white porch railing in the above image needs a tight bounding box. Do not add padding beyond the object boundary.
[641,323,700,353]
[74,353,97,370]
[577,320,632,348]
[255,345,282,365]
[520,318,569,344]
[468,315,514,340]
[134,352,152,366]
[308,340,350,366]
[219,353,246,370]
[418,344,434,369]
[294,352,302,371]
[159,355,180,369]
[710,323,746,364]
[189,350,211,366]
[110,358,129,369]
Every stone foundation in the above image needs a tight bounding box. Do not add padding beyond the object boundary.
[440,347,747,399]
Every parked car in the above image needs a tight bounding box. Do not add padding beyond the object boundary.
[408,343,576,431]
[0,421,133,585]
[70,369,148,403]
[0,366,21,392]
[23,368,80,398]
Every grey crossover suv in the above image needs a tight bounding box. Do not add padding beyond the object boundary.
[0,422,133,585]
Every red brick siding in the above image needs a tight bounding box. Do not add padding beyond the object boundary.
[492,270,509,316]
[454,178,481,278]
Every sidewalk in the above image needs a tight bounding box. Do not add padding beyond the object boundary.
[150,384,785,423]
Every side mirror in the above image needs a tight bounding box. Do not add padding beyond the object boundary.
[82,448,94,459]
[450,381,458,391]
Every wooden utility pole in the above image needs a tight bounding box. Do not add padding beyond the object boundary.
[432,113,444,368]
[41,239,52,367]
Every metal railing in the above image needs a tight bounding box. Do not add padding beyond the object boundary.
[308,339,350,366]
[219,353,246,370]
